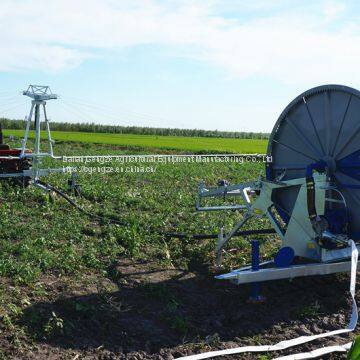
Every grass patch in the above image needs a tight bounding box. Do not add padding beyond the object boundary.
[3,129,267,153]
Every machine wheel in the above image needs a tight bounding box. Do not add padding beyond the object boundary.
[266,84,360,240]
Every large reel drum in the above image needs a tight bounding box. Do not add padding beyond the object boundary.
[266,85,360,241]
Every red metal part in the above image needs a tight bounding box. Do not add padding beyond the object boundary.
[0,125,32,185]
[0,148,32,157]
[0,149,24,156]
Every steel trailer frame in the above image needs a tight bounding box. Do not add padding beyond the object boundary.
[216,249,359,284]
[197,172,355,284]
[0,85,65,184]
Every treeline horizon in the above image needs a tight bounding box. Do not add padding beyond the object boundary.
[0,118,270,139]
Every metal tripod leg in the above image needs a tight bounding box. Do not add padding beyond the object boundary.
[20,102,35,158]
[216,213,252,266]
[42,103,55,157]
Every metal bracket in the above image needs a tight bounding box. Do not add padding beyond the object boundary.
[216,249,359,284]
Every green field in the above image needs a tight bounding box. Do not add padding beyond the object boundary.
[0,139,276,358]
[0,137,343,360]
[3,129,267,153]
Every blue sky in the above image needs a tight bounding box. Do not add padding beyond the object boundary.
[0,0,359,132]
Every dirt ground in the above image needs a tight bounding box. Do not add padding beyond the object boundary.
[3,257,355,359]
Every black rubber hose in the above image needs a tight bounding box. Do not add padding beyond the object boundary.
[306,177,317,222]
[305,160,327,226]
[36,180,124,225]
[36,181,276,239]
[165,228,276,240]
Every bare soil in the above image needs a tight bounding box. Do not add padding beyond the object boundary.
[4,257,356,359]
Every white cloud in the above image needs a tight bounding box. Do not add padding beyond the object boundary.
[0,42,87,72]
[0,0,358,85]
[323,0,346,21]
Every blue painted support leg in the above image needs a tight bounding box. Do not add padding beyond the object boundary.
[248,240,266,303]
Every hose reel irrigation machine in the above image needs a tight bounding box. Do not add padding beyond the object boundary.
[196,84,360,291]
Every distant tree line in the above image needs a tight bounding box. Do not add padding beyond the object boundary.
[0,118,269,139]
